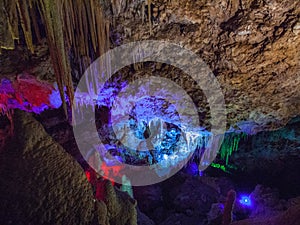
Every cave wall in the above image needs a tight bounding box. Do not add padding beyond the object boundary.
[109,0,300,130]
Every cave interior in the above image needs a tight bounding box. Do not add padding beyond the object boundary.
[0,0,300,225]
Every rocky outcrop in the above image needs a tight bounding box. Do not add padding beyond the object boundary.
[108,0,300,131]
[227,117,300,197]
[1,0,298,132]
[103,180,137,225]
[0,111,95,224]
[0,110,137,225]
[231,203,300,225]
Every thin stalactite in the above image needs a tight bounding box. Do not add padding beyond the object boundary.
[148,0,152,35]
[1,0,111,117]
[16,0,34,53]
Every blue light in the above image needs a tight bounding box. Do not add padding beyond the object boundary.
[239,195,252,206]
[49,89,62,108]
[184,162,199,176]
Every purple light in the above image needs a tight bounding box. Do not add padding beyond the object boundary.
[49,89,62,108]
[239,195,252,206]
[0,77,63,114]
[184,162,199,176]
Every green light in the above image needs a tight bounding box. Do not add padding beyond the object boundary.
[210,162,238,173]
[219,132,247,165]
[211,163,229,173]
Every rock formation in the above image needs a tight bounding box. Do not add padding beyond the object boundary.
[0,110,137,225]
[109,0,300,131]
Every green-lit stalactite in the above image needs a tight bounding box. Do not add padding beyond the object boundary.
[210,162,237,173]
[210,162,229,173]
[219,132,247,165]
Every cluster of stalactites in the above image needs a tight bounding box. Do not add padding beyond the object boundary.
[219,132,247,165]
[0,0,110,116]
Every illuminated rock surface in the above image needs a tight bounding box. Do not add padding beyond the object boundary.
[0,0,299,224]
[109,0,300,131]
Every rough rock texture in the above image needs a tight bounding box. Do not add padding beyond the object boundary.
[0,1,299,223]
[103,180,137,225]
[0,41,54,81]
[133,173,231,225]
[134,184,164,215]
[227,116,300,197]
[109,0,300,131]
[0,110,137,225]
[133,172,300,225]
[248,185,287,218]
[1,0,298,132]
[136,207,155,225]
[231,203,300,225]
[0,111,96,225]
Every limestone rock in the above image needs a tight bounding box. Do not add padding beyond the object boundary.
[0,110,96,225]
[110,0,300,131]
[0,111,138,225]
[231,204,300,225]
[104,180,137,225]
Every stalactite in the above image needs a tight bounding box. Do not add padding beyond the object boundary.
[16,0,35,53]
[142,1,145,23]
[29,2,42,44]
[1,0,110,117]
[148,0,153,35]
[0,0,19,52]
[219,132,247,165]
